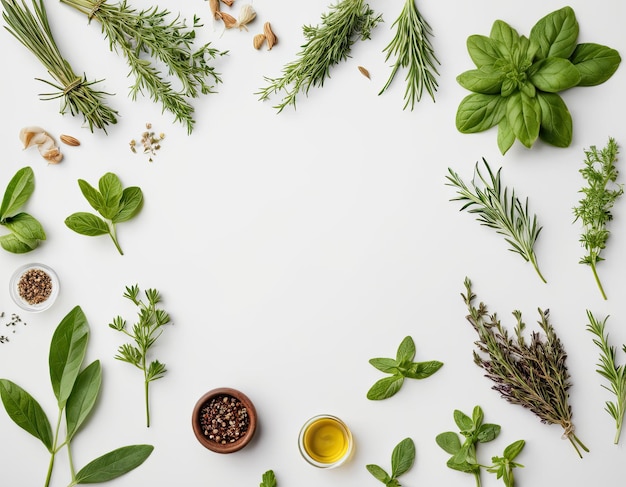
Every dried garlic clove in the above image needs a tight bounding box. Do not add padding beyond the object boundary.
[253,33,266,50]
[208,0,220,19]
[358,66,371,79]
[220,0,233,5]
[40,147,63,164]
[263,22,277,50]
[236,4,256,31]
[19,126,46,148]
[60,134,80,146]
[218,11,237,29]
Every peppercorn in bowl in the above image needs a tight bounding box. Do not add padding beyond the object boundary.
[192,387,257,453]
[9,263,59,312]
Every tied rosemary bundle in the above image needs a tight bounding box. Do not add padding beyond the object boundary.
[462,278,588,457]
[59,0,226,134]
[257,0,382,112]
[573,137,623,300]
[379,0,439,110]
[2,0,118,132]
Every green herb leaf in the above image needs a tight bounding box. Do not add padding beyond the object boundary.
[74,444,153,483]
[4,212,46,243]
[489,20,519,57]
[390,437,415,478]
[0,379,53,451]
[78,179,104,214]
[0,233,36,253]
[49,306,89,408]
[530,58,581,92]
[466,34,503,68]
[113,187,143,223]
[570,43,622,86]
[477,423,501,443]
[529,6,578,59]
[0,166,34,220]
[65,212,110,236]
[453,410,474,432]
[260,469,277,487]
[506,91,541,148]
[404,360,443,379]
[435,432,462,455]
[456,93,505,133]
[457,67,503,94]
[497,117,515,155]
[537,92,572,147]
[65,360,102,441]
[396,336,416,363]
[369,358,400,374]
[503,439,525,460]
[98,173,124,220]
[367,374,404,400]
[366,464,391,484]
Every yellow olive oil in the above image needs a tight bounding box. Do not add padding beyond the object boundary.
[301,416,352,465]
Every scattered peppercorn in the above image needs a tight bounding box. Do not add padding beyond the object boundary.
[0,312,25,344]
[18,268,53,305]
[199,394,250,445]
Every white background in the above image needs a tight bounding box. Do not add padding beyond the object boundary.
[1,0,625,485]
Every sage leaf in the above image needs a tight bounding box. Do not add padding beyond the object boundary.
[66,360,102,441]
[369,358,399,374]
[390,437,415,478]
[506,91,540,148]
[97,173,124,220]
[65,212,110,236]
[0,166,34,220]
[112,187,143,223]
[4,212,46,243]
[529,6,578,60]
[466,35,502,68]
[0,379,53,452]
[78,179,104,214]
[570,43,622,86]
[74,444,153,483]
[49,306,89,408]
[367,374,404,400]
[456,93,505,133]
[537,92,572,147]
[530,58,581,92]
[435,432,461,455]
[366,464,391,483]
[0,233,35,253]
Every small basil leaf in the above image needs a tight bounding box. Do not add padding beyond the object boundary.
[489,20,520,57]
[65,213,110,237]
[453,410,474,432]
[537,92,572,147]
[4,213,46,243]
[391,437,415,478]
[0,379,53,452]
[98,173,124,220]
[78,179,104,214]
[396,336,415,363]
[466,35,503,68]
[369,358,399,374]
[0,166,35,220]
[0,233,35,253]
[404,360,443,379]
[366,375,404,400]
[529,6,578,60]
[530,58,581,92]
[476,423,501,443]
[366,464,391,484]
[506,91,541,148]
[497,117,516,155]
[456,93,506,133]
[74,444,153,483]
[112,187,143,223]
[471,405,484,427]
[436,432,462,455]
[570,43,621,86]
[66,360,102,441]
[503,439,525,460]
[457,67,503,94]
[49,306,90,408]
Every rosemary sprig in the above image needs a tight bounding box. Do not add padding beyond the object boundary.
[462,277,588,457]
[379,0,439,110]
[257,0,382,112]
[2,0,118,132]
[446,159,546,283]
[573,137,623,300]
[586,310,626,444]
[59,0,227,134]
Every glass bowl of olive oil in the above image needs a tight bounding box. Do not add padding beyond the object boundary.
[298,414,353,468]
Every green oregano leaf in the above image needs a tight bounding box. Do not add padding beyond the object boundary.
[390,438,416,478]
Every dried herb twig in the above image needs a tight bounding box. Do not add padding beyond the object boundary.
[379,0,439,110]
[446,159,546,283]
[462,277,588,457]
[2,0,118,132]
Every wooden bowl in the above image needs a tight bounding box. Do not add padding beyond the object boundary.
[192,387,257,453]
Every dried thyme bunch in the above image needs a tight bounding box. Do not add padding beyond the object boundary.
[2,0,118,132]
[379,0,440,110]
[257,0,382,112]
[59,0,227,134]
[461,277,588,457]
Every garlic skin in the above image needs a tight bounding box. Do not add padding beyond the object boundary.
[236,4,256,30]
[19,126,63,164]
[19,126,47,148]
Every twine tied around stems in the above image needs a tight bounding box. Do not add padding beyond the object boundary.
[63,76,84,95]
[88,0,106,21]
[561,420,574,440]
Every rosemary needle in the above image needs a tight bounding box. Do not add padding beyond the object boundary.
[2,0,118,132]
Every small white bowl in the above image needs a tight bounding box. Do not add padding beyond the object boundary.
[9,263,60,312]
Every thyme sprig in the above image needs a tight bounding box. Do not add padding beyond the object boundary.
[462,277,588,457]
[379,0,439,110]
[586,310,626,444]
[573,137,623,300]
[2,0,118,132]
[446,159,546,283]
[59,0,227,134]
[257,0,382,112]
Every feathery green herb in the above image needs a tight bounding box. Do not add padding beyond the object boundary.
[366,437,415,487]
[462,277,588,457]
[109,285,172,427]
[65,172,143,255]
[257,0,382,112]
[573,137,623,300]
[485,440,525,487]
[379,0,439,110]
[260,470,277,487]
[2,0,118,132]
[59,0,226,134]
[0,166,46,253]
[586,310,626,444]
[446,159,546,283]
[0,306,153,487]
[367,335,442,400]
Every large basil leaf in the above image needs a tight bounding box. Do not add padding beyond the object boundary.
[537,92,572,148]
[390,438,415,478]
[466,35,503,68]
[497,117,515,154]
[0,167,35,220]
[49,306,90,408]
[66,360,102,441]
[457,67,503,94]
[0,379,53,452]
[65,213,110,237]
[489,20,520,58]
[4,212,46,243]
[98,173,124,220]
[456,93,506,133]
[530,58,581,92]
[78,179,104,214]
[529,6,578,60]
[506,91,541,148]
[74,444,153,483]
[112,187,143,223]
[0,233,35,253]
[570,43,621,86]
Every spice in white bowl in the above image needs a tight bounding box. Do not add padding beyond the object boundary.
[10,263,59,312]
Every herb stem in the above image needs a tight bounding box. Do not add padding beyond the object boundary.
[590,259,607,300]
[45,408,64,487]
[109,223,123,256]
